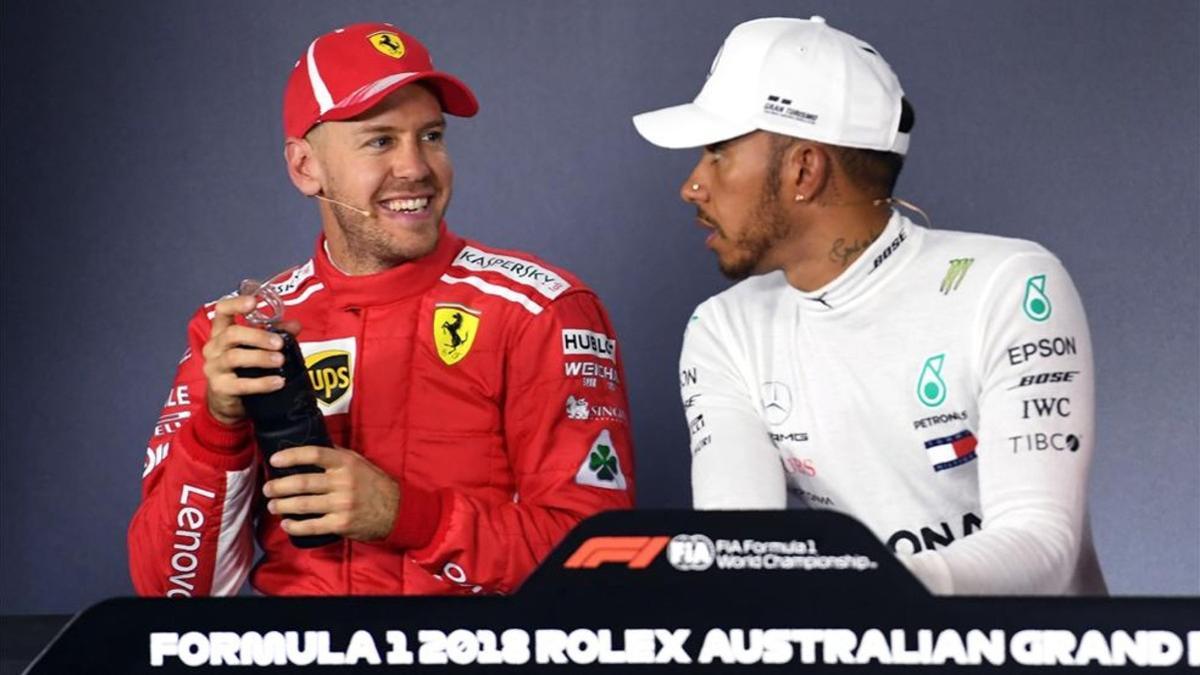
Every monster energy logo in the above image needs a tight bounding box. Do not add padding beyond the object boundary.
[940,258,974,295]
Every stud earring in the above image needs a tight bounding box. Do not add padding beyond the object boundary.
[794,194,806,202]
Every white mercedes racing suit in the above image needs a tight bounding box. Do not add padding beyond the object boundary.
[682,211,1106,595]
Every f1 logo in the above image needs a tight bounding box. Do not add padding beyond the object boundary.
[563,536,669,569]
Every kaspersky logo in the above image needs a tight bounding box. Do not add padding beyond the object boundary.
[940,258,974,295]
[916,354,948,408]
[1023,274,1052,322]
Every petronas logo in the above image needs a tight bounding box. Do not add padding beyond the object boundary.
[917,354,947,408]
[1023,275,1052,322]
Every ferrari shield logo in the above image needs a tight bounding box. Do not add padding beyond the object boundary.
[368,32,406,59]
[434,304,481,366]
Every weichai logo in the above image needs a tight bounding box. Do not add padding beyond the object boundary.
[563,536,669,569]
[305,350,351,405]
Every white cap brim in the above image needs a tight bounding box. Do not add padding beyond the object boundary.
[632,102,757,149]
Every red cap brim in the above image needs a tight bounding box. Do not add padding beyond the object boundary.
[316,71,479,128]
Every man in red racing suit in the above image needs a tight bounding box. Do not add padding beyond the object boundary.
[127,22,634,596]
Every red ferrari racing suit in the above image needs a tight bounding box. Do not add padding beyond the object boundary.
[129,224,634,596]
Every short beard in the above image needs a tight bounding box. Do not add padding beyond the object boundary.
[717,139,794,281]
[324,177,442,271]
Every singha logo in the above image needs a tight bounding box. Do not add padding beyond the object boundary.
[566,395,590,421]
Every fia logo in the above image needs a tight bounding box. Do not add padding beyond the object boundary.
[667,534,715,571]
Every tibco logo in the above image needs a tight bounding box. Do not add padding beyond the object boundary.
[667,534,716,571]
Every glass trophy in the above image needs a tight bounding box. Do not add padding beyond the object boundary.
[235,279,340,549]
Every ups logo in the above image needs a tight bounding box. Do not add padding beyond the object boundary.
[304,350,351,405]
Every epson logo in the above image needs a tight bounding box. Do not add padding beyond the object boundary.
[1006,336,1077,366]
[561,329,616,362]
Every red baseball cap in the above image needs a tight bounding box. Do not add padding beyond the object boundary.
[283,22,479,138]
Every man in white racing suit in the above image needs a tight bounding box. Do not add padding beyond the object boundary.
[632,16,1105,595]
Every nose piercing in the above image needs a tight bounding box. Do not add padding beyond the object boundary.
[691,183,701,191]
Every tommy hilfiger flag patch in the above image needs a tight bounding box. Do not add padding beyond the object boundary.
[925,430,978,472]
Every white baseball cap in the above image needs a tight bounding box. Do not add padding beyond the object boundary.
[633,16,909,154]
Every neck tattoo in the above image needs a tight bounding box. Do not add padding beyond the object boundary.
[828,226,884,268]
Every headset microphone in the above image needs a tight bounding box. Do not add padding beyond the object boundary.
[312,194,373,218]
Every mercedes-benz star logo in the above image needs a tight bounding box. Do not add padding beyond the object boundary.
[760,381,793,425]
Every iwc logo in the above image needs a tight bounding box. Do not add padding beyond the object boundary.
[367,31,406,59]
[760,381,792,425]
[916,354,948,408]
[434,304,480,366]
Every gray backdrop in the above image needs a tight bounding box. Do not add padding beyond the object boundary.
[2,0,1197,614]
